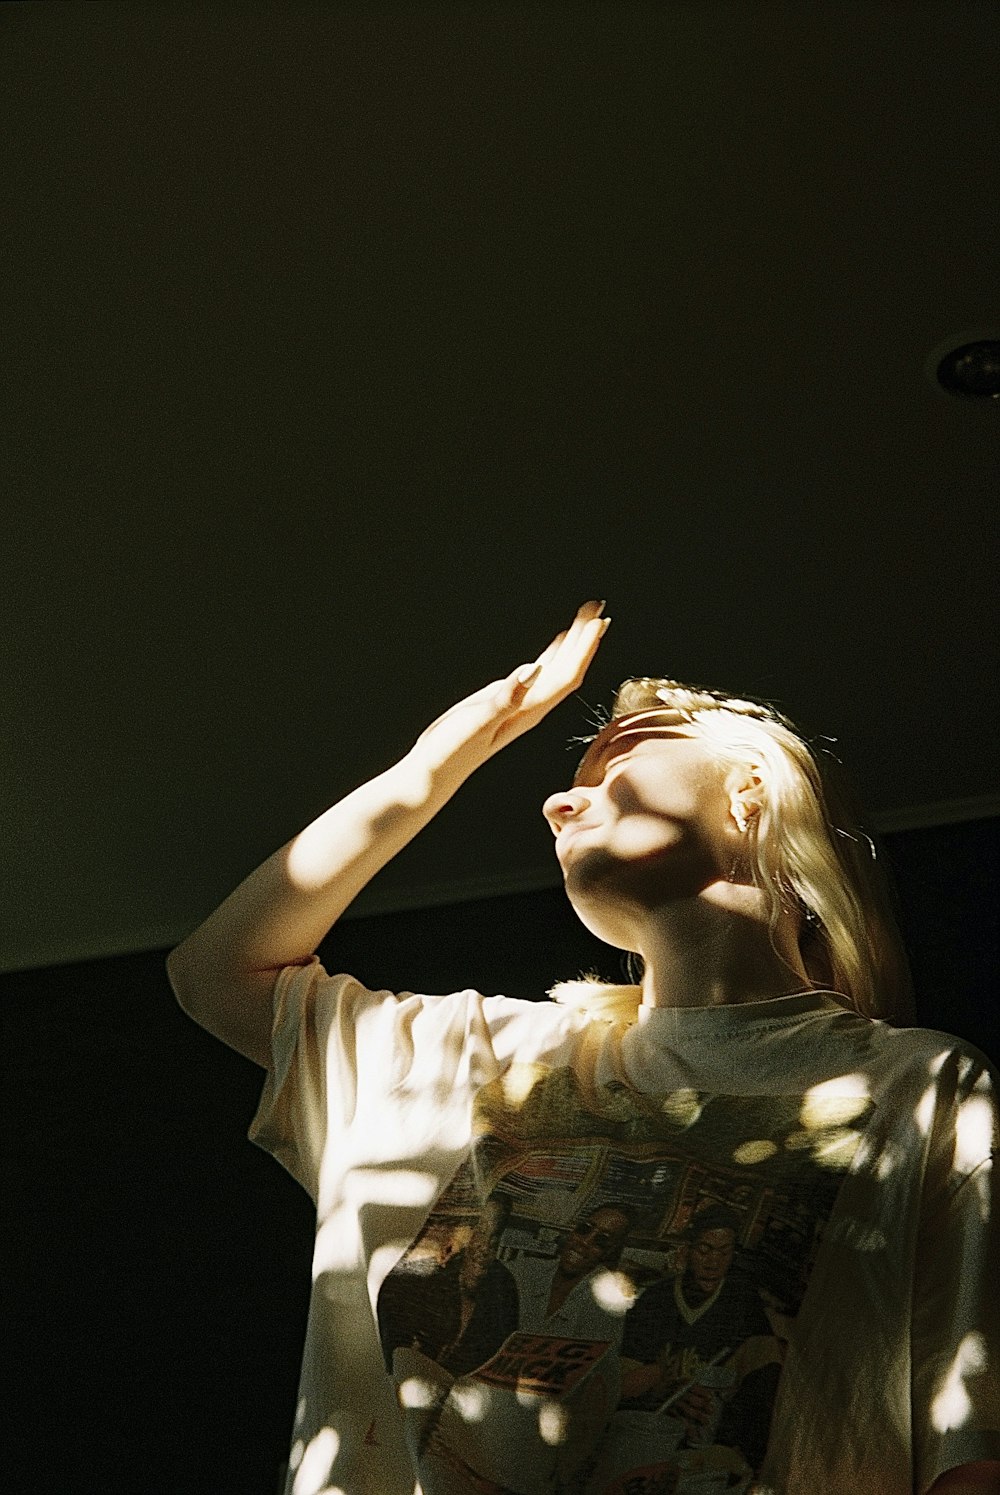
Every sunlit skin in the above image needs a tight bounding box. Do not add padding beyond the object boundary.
[557,724,1000,1482]
[171,599,998,1492]
[542,710,812,1010]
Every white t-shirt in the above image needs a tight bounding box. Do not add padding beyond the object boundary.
[513,1252,630,1346]
[249,957,1000,1495]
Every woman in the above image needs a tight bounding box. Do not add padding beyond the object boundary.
[168,600,998,1495]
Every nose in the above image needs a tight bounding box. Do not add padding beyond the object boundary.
[542,788,591,834]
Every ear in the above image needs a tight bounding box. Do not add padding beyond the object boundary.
[726,762,763,832]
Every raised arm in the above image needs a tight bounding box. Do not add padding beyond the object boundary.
[166,600,611,1066]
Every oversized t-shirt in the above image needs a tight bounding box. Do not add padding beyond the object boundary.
[248,958,1000,1495]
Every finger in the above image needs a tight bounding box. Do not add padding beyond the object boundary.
[509,662,542,696]
[564,614,611,676]
[562,598,606,650]
[517,621,609,708]
[528,602,604,673]
[531,629,569,669]
[584,613,612,647]
[504,610,610,719]
[500,631,568,707]
[540,614,609,685]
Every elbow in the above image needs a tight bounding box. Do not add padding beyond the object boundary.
[166,942,201,1014]
[165,945,187,1007]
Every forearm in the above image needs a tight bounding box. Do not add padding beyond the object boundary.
[166,600,609,1063]
[168,745,465,994]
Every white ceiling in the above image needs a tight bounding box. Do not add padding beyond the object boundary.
[4,2,998,972]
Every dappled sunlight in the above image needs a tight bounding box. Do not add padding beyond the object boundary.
[285,760,435,891]
[732,1138,779,1165]
[800,1074,870,1130]
[398,1375,439,1410]
[874,1140,902,1181]
[915,1051,956,1138]
[779,1075,872,1172]
[265,971,997,1495]
[914,1056,996,1216]
[659,1088,705,1127]
[313,1171,439,1280]
[312,1205,361,1279]
[500,1063,546,1108]
[449,1381,488,1422]
[538,1397,570,1446]
[346,1167,440,1210]
[931,1332,989,1433]
[286,830,336,892]
[954,1096,995,1176]
[291,1428,340,1495]
[370,1237,428,1295]
[589,1267,638,1314]
[914,1081,937,1138]
[789,1124,860,1172]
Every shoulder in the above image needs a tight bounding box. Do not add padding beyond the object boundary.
[271,958,593,1070]
[632,1274,674,1308]
[818,1003,997,1090]
[871,1019,998,1096]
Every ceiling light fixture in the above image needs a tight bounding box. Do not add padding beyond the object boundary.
[925,329,1000,400]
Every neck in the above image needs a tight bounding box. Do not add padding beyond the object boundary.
[638,882,810,1011]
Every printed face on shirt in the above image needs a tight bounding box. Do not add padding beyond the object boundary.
[458,1197,508,1295]
[541,712,744,950]
[686,1225,737,1295]
[558,1206,630,1281]
[377,1064,881,1494]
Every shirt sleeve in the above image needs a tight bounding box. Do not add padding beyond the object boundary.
[246,956,341,1199]
[246,956,456,1200]
[246,957,564,1204]
[911,1043,1000,1492]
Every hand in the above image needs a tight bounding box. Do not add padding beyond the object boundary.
[675,1383,716,1437]
[411,600,611,778]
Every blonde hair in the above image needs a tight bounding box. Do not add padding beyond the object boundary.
[550,677,914,1025]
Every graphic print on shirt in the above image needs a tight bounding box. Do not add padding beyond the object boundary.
[375,1062,874,1495]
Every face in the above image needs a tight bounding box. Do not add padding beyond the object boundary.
[558,1207,630,1280]
[542,710,744,950]
[686,1227,736,1293]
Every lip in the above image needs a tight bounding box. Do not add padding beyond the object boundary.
[555,822,600,859]
[557,821,596,842]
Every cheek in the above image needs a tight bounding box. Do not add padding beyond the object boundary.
[609,814,687,859]
[626,754,727,821]
[612,767,729,856]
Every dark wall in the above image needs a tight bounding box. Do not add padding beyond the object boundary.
[6,818,997,1495]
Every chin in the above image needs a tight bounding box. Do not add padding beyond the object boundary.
[563,877,639,954]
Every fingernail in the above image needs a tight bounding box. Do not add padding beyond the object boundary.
[517,663,542,686]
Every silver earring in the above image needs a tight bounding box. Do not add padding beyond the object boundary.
[732,804,748,833]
